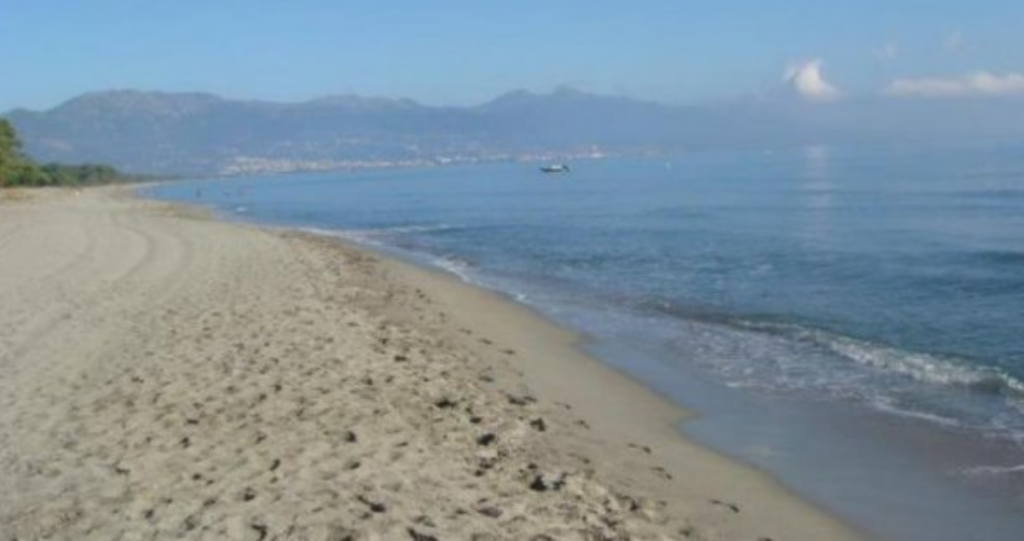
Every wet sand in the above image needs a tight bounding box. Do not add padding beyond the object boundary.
[0,187,862,540]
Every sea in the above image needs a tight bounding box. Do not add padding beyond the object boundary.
[149,141,1024,540]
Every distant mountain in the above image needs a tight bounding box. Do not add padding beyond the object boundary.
[6,88,1024,175]
[6,89,704,175]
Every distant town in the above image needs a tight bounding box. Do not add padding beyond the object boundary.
[218,148,611,176]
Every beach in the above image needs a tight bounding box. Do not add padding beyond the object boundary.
[0,187,860,540]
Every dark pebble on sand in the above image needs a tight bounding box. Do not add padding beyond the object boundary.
[434,397,457,409]
[476,433,497,446]
[507,394,535,406]
[358,495,387,513]
[478,506,502,518]
[407,528,439,541]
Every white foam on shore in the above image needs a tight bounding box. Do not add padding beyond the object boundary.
[282,223,1024,444]
[735,318,1024,401]
[824,334,1024,398]
[295,225,482,285]
[868,396,964,428]
[958,463,1024,477]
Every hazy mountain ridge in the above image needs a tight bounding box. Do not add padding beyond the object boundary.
[7,89,1024,175]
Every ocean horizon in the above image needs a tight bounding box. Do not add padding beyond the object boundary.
[149,140,1024,540]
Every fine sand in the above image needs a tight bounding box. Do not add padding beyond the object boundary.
[0,188,863,540]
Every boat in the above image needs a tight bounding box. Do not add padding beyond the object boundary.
[540,164,570,173]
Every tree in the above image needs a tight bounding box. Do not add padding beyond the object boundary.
[0,119,26,187]
[0,119,136,187]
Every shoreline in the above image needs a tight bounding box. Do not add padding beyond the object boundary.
[0,187,861,539]
[360,234,866,539]
[187,190,868,539]
[142,158,1024,541]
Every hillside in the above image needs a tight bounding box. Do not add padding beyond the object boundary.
[7,89,1024,175]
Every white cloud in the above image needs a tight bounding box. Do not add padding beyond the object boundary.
[885,72,1024,98]
[784,59,841,101]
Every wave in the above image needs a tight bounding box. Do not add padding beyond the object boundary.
[349,223,458,239]
[958,463,1024,478]
[631,299,1024,402]
[627,302,1024,440]
[735,319,1024,401]
[292,222,1024,438]
[295,223,456,245]
[294,225,483,283]
[430,254,477,282]
[822,335,1024,398]
[867,396,964,428]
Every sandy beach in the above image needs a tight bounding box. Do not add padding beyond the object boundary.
[0,187,862,540]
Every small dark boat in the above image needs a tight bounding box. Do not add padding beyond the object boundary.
[540,164,570,173]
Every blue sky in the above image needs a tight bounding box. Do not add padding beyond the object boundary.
[3,0,1024,110]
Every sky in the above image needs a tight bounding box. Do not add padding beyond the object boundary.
[3,0,1024,111]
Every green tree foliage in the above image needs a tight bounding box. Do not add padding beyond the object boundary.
[0,119,28,186]
[0,118,136,187]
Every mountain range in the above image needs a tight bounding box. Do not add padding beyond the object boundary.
[6,88,1024,175]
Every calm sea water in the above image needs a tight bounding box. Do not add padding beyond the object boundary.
[150,142,1024,540]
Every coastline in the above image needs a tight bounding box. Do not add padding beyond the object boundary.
[0,187,861,539]
[369,239,866,540]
